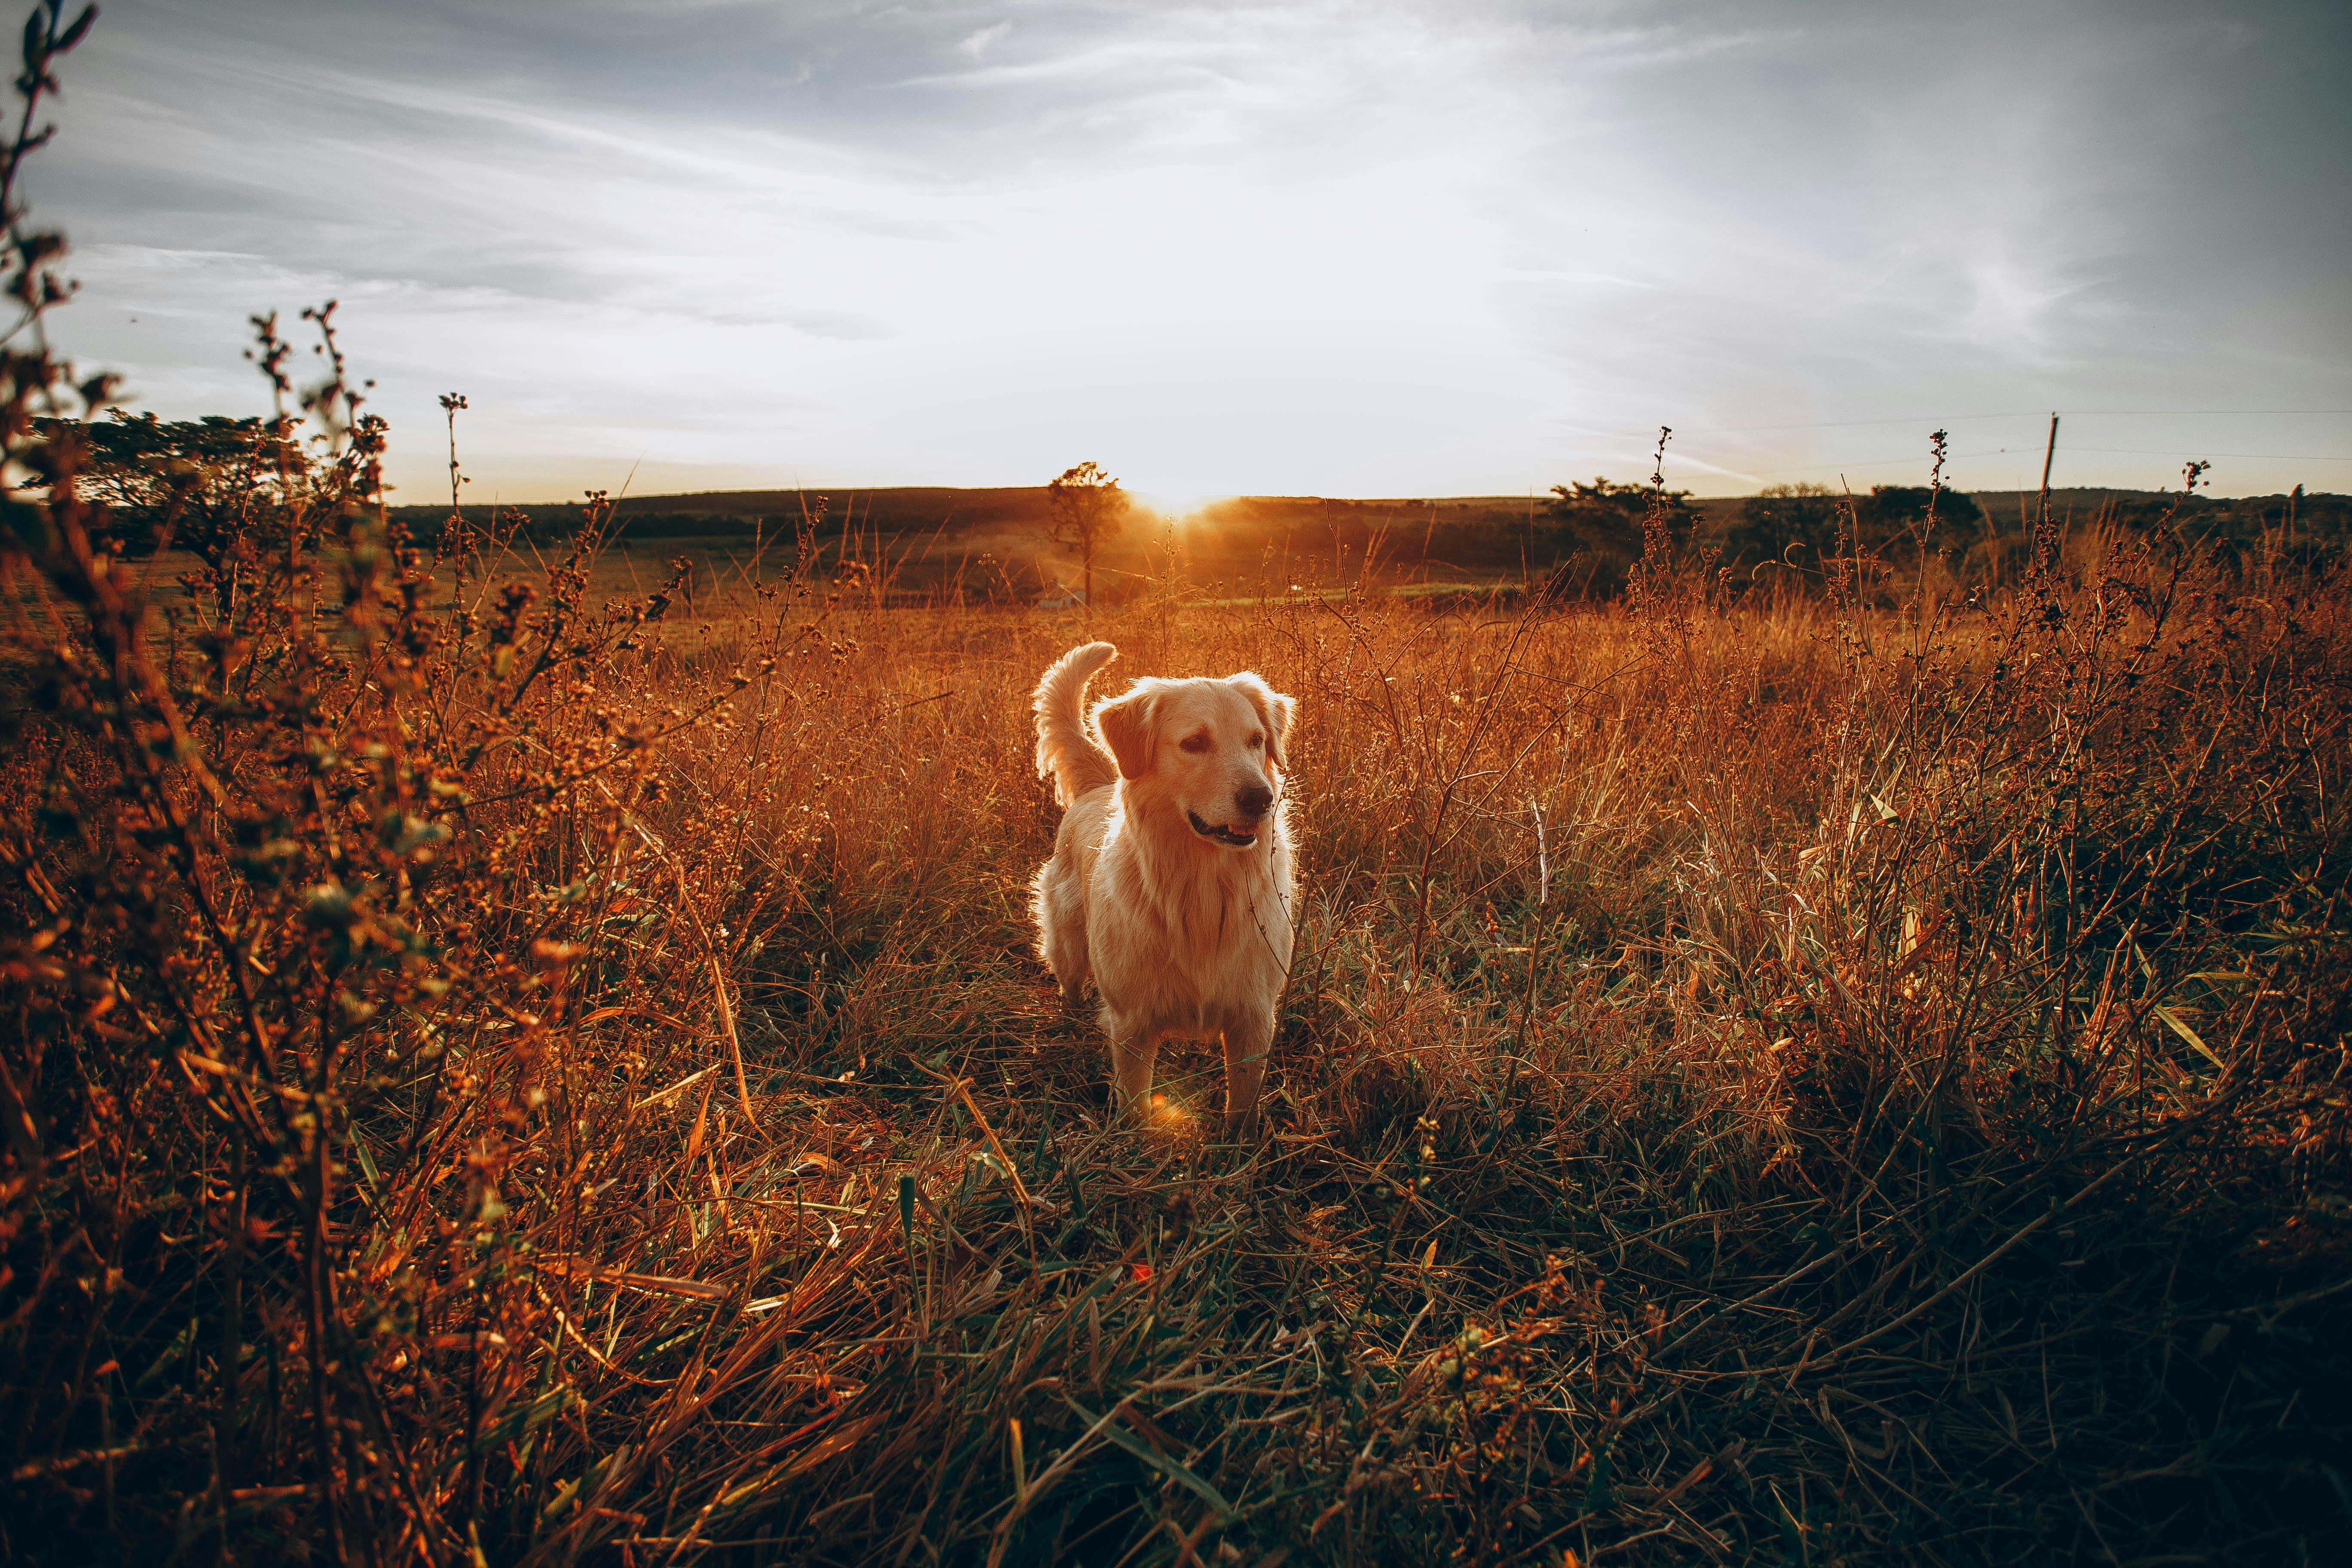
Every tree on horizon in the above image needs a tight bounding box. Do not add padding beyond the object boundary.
[1724,481,1843,574]
[1045,460,1127,606]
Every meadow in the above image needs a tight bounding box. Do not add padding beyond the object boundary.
[4,442,2349,1565]
[2,16,2348,1563]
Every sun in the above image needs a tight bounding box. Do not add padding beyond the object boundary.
[1123,477,1229,521]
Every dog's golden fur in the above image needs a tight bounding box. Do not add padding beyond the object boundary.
[1029,642,1296,1128]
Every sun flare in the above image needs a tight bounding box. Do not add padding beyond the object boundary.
[1123,481,1229,522]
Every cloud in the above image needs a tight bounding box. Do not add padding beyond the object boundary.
[957,20,1013,60]
[35,0,2352,501]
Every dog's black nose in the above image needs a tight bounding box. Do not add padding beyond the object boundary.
[1235,783,1273,819]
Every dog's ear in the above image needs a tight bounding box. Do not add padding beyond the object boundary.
[1093,684,1160,780]
[1228,672,1296,770]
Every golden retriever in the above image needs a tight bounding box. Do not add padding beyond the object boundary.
[1029,642,1296,1130]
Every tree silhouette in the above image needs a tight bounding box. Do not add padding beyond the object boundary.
[1045,461,1127,606]
[1853,484,1983,562]
[1724,482,1842,573]
[1536,475,1694,599]
[69,412,300,618]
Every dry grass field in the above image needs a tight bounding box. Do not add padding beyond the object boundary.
[5,461,2350,1565]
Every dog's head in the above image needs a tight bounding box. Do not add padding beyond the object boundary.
[1093,671,1295,850]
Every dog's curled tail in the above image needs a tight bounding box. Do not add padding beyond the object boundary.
[1033,641,1120,807]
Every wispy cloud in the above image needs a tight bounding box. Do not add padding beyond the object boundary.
[957,20,1013,60]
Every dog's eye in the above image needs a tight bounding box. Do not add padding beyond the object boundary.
[1178,733,1210,754]
[1247,733,1264,749]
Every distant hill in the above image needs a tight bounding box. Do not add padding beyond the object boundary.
[393,486,1045,539]
[386,480,2342,599]
[71,414,2341,594]
[385,487,1743,597]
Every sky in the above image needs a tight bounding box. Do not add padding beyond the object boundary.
[33,0,2352,507]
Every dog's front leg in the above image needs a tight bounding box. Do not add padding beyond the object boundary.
[1109,1026,1161,1117]
[1219,1009,1274,1133]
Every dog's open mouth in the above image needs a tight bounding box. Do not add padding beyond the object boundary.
[1187,811,1259,848]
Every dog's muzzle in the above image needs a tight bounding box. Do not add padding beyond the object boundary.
[1187,811,1259,848]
